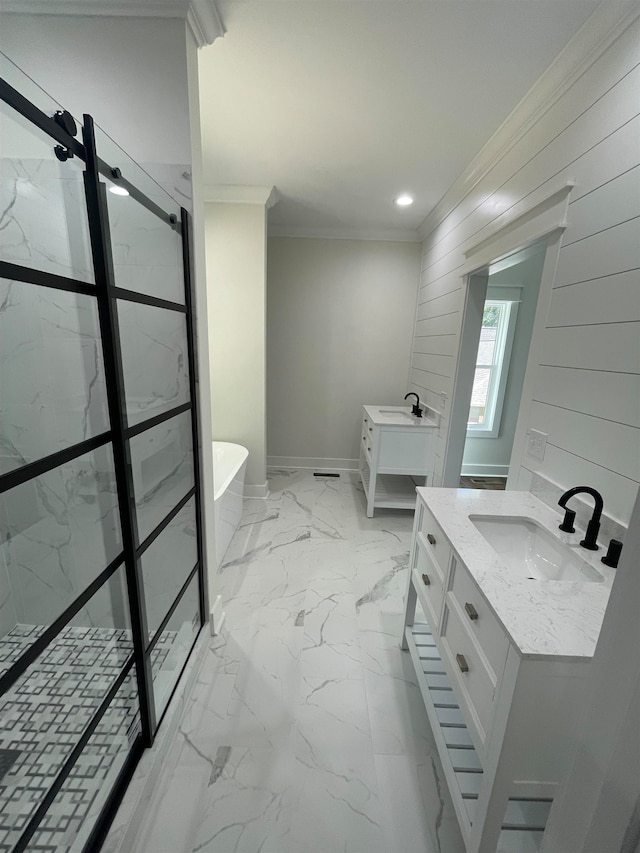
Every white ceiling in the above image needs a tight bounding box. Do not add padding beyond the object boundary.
[199,0,599,238]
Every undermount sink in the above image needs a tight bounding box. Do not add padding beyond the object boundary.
[376,408,418,422]
[378,409,413,420]
[469,515,604,583]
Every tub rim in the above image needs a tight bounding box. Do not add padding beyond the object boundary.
[212,440,248,501]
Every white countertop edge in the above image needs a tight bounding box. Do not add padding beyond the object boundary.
[416,487,615,660]
[363,404,439,428]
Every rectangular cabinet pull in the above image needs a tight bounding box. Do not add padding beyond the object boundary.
[421,573,430,587]
[456,653,469,673]
[465,602,479,621]
[427,533,436,546]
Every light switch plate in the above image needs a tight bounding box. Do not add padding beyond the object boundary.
[527,429,548,460]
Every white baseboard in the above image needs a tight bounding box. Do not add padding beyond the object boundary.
[267,455,359,473]
[460,464,509,478]
[244,481,270,499]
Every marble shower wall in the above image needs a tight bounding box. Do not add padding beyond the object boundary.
[118,300,190,428]
[1,114,193,644]
[0,444,125,635]
[0,281,192,638]
[0,134,119,636]
[130,411,195,546]
[98,188,194,640]
[141,496,198,643]
[0,280,110,475]
[107,189,186,305]
[151,572,201,720]
[0,152,93,283]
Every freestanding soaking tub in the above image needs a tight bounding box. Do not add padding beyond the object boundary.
[212,441,248,569]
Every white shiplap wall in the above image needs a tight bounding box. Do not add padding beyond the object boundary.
[409,6,640,525]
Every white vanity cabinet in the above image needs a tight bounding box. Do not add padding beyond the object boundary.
[359,405,436,517]
[401,490,608,853]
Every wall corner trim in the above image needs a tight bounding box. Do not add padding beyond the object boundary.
[187,0,225,48]
[416,0,640,243]
[204,185,278,206]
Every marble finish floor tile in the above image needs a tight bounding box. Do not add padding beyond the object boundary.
[133,470,465,853]
[188,746,299,853]
[364,665,439,757]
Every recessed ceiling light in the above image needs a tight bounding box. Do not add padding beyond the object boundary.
[395,194,414,207]
[108,185,129,196]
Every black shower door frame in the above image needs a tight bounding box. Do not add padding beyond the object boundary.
[0,78,206,852]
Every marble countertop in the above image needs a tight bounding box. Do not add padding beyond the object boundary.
[416,488,616,660]
[364,405,439,428]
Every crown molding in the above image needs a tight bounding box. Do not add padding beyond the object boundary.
[417,0,640,243]
[187,0,225,47]
[204,185,279,207]
[0,0,189,15]
[0,0,225,45]
[267,224,420,243]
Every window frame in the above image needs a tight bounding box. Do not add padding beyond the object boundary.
[467,298,519,438]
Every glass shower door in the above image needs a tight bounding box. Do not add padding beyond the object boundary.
[0,57,205,853]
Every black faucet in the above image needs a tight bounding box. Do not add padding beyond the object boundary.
[558,486,603,551]
[404,392,422,417]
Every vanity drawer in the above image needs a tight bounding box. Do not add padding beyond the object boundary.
[413,539,445,628]
[440,602,497,746]
[449,558,509,679]
[419,502,451,576]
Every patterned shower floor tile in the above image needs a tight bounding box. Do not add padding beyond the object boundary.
[0,625,175,853]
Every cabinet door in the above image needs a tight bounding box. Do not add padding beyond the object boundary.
[378,428,434,473]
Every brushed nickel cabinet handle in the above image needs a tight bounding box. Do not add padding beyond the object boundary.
[421,573,430,586]
[465,603,479,621]
[427,533,436,546]
[456,653,469,673]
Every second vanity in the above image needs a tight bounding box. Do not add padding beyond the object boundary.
[402,488,615,853]
[359,404,438,517]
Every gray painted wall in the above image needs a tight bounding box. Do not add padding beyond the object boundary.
[267,237,421,468]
